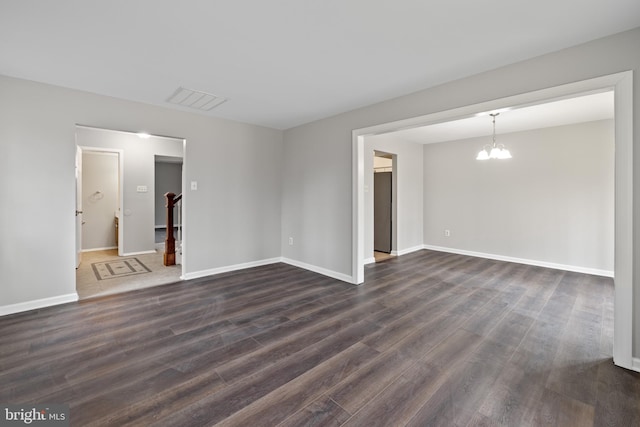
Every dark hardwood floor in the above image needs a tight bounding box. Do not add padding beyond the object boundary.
[1,250,639,426]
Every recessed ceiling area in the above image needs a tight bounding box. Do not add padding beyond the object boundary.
[385,91,614,145]
[0,2,637,129]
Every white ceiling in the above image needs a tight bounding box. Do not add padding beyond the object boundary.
[387,91,614,145]
[1,1,638,130]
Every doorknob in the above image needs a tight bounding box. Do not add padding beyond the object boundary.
[75,210,83,216]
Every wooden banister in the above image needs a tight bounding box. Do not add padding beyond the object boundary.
[163,192,182,266]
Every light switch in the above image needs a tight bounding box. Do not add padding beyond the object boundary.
[136,185,148,193]
[191,181,198,191]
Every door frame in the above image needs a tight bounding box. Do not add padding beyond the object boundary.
[77,145,125,256]
[75,125,188,282]
[352,71,634,370]
[75,145,83,267]
[371,150,397,260]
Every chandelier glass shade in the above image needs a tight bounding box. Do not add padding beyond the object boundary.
[476,113,511,160]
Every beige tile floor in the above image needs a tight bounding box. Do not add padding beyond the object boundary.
[76,249,182,300]
[373,251,395,262]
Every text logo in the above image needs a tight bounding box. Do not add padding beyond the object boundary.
[1,404,69,426]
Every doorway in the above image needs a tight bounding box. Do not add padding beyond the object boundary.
[75,126,185,300]
[80,149,121,254]
[352,72,634,370]
[155,156,184,263]
[373,151,394,262]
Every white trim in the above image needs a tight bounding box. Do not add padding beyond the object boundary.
[82,246,117,252]
[121,250,157,256]
[182,257,281,280]
[182,257,354,284]
[612,71,634,370]
[631,358,640,373]
[281,257,355,284]
[366,245,422,264]
[353,134,365,284]
[179,138,187,282]
[396,245,424,257]
[0,293,78,317]
[155,224,181,229]
[423,245,614,277]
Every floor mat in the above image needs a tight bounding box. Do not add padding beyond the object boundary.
[91,258,152,280]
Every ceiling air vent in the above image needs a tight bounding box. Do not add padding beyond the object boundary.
[166,87,228,111]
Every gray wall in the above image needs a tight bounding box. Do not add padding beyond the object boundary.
[0,74,283,309]
[77,127,183,255]
[423,120,614,272]
[81,151,119,250]
[281,28,639,352]
[155,161,183,227]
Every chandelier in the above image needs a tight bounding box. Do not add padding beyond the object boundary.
[476,113,512,160]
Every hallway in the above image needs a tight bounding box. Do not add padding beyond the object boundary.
[76,249,181,299]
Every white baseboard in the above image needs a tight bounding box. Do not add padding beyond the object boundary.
[121,250,158,256]
[367,245,424,265]
[396,245,425,257]
[0,293,78,317]
[422,245,614,277]
[281,257,354,284]
[82,246,117,253]
[183,257,281,280]
[177,256,354,286]
[631,358,640,373]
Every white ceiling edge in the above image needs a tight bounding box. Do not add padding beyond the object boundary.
[369,91,614,145]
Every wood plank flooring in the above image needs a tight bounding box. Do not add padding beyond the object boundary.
[1,249,639,426]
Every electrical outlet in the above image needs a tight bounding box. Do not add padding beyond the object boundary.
[288,237,294,245]
[444,229,451,237]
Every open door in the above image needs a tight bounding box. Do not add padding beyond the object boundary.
[75,145,83,268]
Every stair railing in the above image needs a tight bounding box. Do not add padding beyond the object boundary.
[164,192,182,266]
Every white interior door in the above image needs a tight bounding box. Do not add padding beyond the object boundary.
[75,146,83,267]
